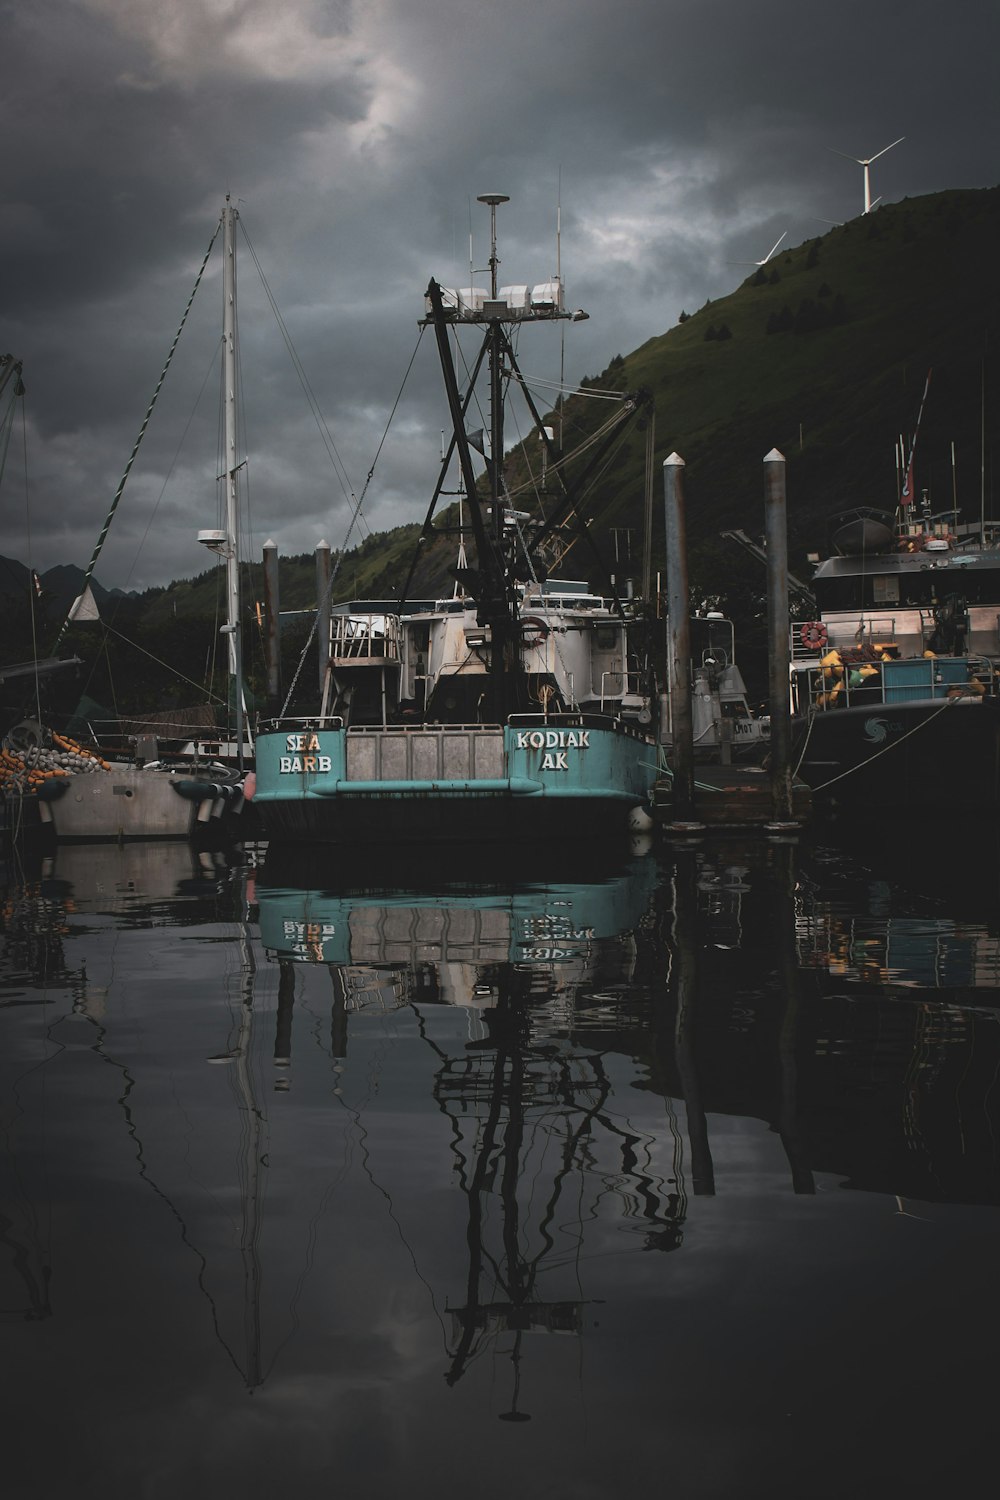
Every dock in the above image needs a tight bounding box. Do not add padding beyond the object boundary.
[652,764,812,832]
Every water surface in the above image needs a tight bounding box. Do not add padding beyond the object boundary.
[2,828,997,1498]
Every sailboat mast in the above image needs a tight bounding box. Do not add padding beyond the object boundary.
[222,199,240,674]
[222,198,246,764]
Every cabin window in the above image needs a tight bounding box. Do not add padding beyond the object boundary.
[873,575,899,604]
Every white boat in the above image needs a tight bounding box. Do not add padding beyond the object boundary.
[6,201,254,841]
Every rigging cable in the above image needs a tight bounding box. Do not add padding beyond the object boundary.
[62,342,224,716]
[15,387,44,730]
[238,220,356,506]
[98,621,227,706]
[279,328,426,716]
[53,219,222,652]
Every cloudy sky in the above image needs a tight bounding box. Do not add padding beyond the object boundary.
[2,0,997,591]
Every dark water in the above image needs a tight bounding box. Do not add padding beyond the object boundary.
[2,825,998,1499]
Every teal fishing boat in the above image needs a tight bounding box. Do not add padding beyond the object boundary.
[253,194,657,846]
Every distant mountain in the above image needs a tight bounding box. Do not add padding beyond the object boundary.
[0,557,132,613]
[0,555,31,601]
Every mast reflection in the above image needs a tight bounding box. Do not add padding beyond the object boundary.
[256,845,676,1400]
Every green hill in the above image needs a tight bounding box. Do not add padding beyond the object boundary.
[551,185,999,586]
[164,186,1000,618]
[14,185,1000,721]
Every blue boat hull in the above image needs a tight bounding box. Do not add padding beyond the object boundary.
[251,716,656,846]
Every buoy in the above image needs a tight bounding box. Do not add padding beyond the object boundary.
[628,804,654,834]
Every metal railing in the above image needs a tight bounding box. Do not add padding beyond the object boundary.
[329,613,403,664]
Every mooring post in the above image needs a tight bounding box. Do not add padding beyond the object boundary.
[672,847,715,1194]
[771,842,815,1193]
[764,449,794,824]
[263,538,281,706]
[315,539,331,701]
[663,454,700,827]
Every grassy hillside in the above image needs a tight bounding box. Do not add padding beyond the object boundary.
[12,186,999,721]
[554,186,999,586]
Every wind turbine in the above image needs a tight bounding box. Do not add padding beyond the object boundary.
[730,230,787,267]
[830,136,904,214]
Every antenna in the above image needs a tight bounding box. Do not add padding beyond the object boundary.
[557,168,564,454]
[829,136,904,215]
[730,230,787,267]
[476,192,509,297]
[555,170,562,289]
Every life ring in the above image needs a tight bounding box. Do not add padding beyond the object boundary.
[521,615,550,648]
[799,621,828,651]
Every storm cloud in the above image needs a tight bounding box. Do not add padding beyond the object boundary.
[2,0,996,588]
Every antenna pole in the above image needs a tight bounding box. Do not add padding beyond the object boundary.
[484,198,501,297]
[477,194,510,537]
[557,172,565,454]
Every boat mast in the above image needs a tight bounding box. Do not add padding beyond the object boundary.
[481,192,508,546]
[222,198,246,765]
[479,193,514,717]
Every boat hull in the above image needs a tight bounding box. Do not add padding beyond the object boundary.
[252,717,656,846]
[36,766,247,841]
[794,695,1000,815]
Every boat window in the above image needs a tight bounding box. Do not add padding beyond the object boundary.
[816,569,1000,611]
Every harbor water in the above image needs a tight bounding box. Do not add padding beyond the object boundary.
[1,824,998,1498]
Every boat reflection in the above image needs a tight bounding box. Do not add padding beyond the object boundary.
[797,825,1000,993]
[255,841,657,976]
[675,836,1000,1206]
[38,839,244,925]
[254,846,671,1405]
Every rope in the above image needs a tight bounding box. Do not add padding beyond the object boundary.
[239,220,355,505]
[100,622,227,705]
[504,403,635,501]
[18,395,43,729]
[53,219,222,651]
[0,366,19,494]
[508,369,628,403]
[279,330,426,716]
[808,692,961,791]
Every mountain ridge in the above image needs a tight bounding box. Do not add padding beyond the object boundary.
[3,185,998,713]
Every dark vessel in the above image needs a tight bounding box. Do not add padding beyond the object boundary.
[790,496,1000,815]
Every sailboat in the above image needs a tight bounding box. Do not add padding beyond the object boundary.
[4,201,253,842]
[252,193,658,847]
